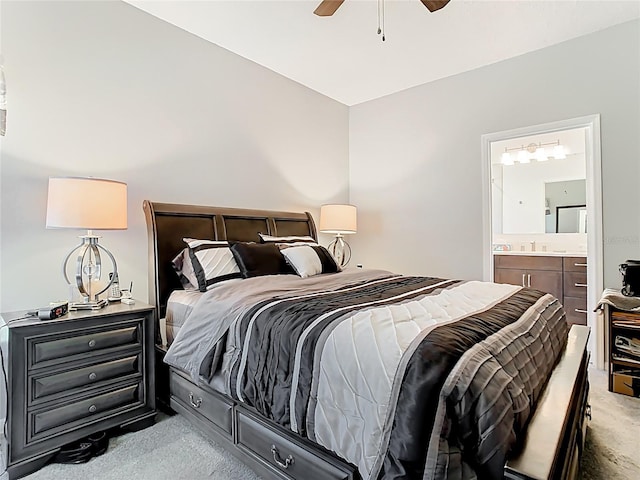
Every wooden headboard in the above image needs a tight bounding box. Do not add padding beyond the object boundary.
[143,200,317,325]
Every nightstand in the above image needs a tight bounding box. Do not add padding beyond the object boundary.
[0,301,156,479]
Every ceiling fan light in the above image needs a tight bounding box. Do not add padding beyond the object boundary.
[517,150,530,164]
[553,144,566,159]
[501,152,514,165]
[535,147,548,162]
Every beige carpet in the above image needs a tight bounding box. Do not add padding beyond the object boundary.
[13,367,639,480]
[582,368,640,480]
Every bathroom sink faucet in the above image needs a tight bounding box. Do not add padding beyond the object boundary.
[530,241,536,252]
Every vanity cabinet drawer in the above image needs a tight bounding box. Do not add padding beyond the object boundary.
[564,272,588,298]
[30,354,141,404]
[563,257,587,272]
[563,297,588,326]
[29,382,142,441]
[236,410,355,480]
[170,369,233,434]
[494,255,562,271]
[29,324,140,368]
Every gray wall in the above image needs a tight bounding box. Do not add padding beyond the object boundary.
[349,19,639,289]
[0,1,349,311]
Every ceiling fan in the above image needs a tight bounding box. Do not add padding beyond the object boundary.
[313,0,451,17]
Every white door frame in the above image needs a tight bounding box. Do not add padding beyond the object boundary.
[481,114,603,367]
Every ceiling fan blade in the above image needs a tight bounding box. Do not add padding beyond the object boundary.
[420,0,451,13]
[314,0,345,17]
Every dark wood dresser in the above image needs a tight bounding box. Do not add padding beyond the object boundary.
[0,302,156,479]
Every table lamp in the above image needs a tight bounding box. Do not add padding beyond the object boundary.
[319,204,357,267]
[46,177,127,309]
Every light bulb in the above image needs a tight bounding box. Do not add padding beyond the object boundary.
[553,144,566,159]
[501,152,514,165]
[517,150,530,164]
[535,147,547,162]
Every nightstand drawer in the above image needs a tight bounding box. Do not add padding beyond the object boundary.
[30,354,141,404]
[30,323,141,367]
[29,382,142,440]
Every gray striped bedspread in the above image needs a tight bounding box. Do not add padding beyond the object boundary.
[164,269,568,480]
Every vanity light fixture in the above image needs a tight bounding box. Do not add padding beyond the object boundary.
[502,140,566,165]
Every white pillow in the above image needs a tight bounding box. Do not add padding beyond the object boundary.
[281,245,340,278]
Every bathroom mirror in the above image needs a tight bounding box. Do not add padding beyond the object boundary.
[544,179,587,233]
[491,128,587,235]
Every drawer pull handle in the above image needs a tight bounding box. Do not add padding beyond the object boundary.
[88,339,96,348]
[88,372,97,381]
[271,445,294,470]
[188,393,202,409]
[88,404,97,413]
[574,263,587,267]
[575,309,588,314]
[522,273,526,287]
[574,283,588,288]
[527,274,531,288]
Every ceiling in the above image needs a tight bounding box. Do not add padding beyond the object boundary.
[124,0,640,106]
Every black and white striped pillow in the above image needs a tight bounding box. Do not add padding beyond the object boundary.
[182,238,242,291]
[281,245,339,278]
[258,233,317,245]
[171,247,199,290]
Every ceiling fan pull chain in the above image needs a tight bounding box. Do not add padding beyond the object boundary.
[376,0,386,41]
[381,0,386,41]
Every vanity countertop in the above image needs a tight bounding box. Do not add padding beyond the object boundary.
[493,251,587,257]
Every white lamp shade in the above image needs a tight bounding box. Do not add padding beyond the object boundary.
[319,204,357,234]
[46,177,127,230]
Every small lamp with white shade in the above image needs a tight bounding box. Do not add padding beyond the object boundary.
[46,177,127,309]
[319,204,357,267]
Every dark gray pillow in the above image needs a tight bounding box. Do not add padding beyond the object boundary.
[229,242,292,278]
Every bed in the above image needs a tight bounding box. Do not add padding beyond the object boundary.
[143,200,591,480]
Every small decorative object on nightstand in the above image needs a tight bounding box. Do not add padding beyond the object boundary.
[0,301,156,479]
[597,288,640,397]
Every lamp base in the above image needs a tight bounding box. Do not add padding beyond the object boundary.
[69,299,108,311]
[63,231,118,306]
[327,235,352,267]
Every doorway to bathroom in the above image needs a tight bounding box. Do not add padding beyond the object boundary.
[481,115,604,367]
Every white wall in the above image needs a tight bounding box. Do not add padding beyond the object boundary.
[0,0,349,311]
[349,19,640,288]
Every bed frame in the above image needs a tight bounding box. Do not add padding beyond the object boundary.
[143,200,591,480]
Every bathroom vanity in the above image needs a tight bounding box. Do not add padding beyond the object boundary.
[494,253,588,326]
